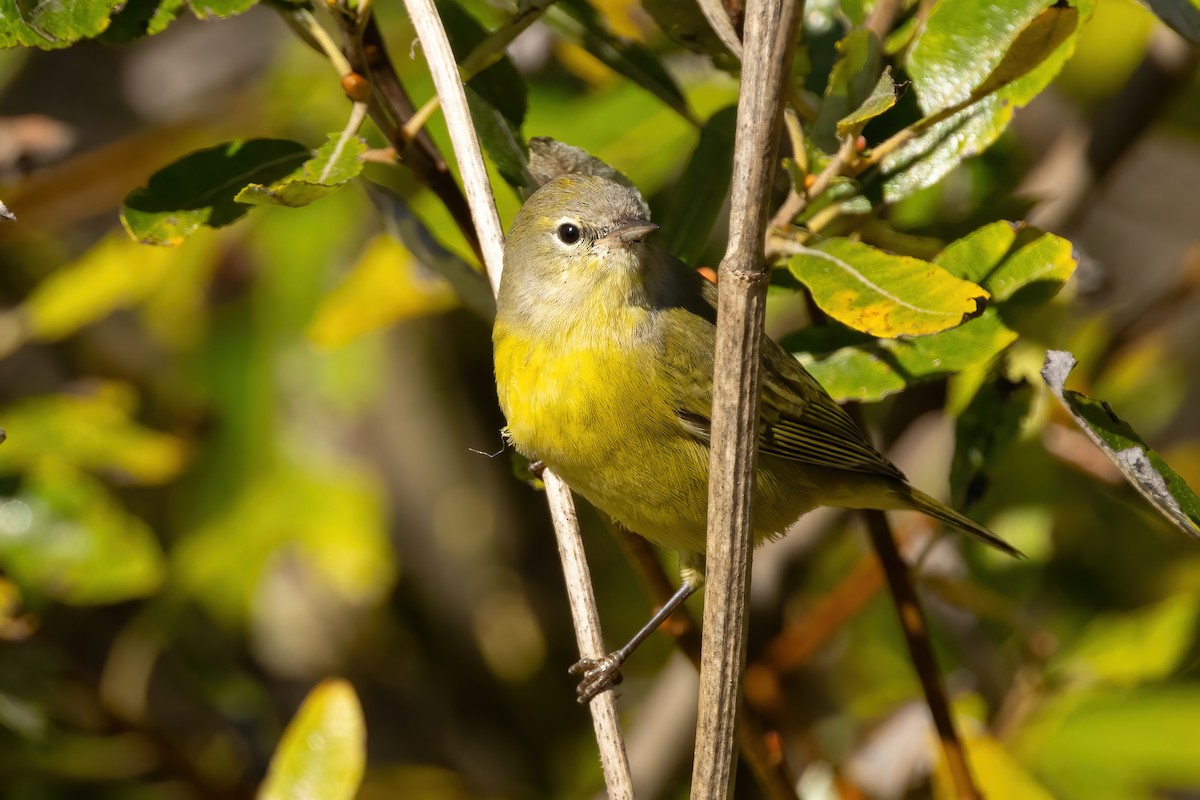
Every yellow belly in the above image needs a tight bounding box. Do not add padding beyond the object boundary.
[493,324,826,554]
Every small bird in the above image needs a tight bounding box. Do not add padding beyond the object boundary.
[493,174,1017,700]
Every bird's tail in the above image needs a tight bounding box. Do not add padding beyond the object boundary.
[901,487,1022,558]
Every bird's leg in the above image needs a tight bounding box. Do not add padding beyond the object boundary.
[570,579,698,703]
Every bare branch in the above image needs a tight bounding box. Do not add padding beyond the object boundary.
[402,2,635,796]
[691,0,798,797]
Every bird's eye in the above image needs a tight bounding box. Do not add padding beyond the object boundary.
[556,223,581,245]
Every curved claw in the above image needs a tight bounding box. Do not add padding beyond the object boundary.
[569,653,625,703]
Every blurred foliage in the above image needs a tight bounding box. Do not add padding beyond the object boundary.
[2,0,1200,797]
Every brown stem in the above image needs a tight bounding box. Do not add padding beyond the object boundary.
[862,509,981,800]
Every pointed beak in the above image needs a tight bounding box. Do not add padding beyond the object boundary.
[602,221,658,244]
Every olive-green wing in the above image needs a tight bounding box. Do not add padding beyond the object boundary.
[661,267,903,483]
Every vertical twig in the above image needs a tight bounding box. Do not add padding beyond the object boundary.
[401,2,635,797]
[862,509,981,800]
[691,0,798,797]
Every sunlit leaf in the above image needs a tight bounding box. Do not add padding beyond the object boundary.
[933,733,1055,800]
[307,234,459,349]
[0,0,124,50]
[235,133,366,208]
[787,238,989,338]
[121,139,310,245]
[659,106,735,264]
[884,0,1091,202]
[259,679,365,800]
[907,0,1079,113]
[792,222,1076,401]
[20,233,176,343]
[837,67,898,139]
[0,465,165,605]
[1041,350,1200,538]
[0,384,188,484]
[1051,593,1199,688]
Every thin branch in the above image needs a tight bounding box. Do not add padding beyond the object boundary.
[862,509,981,800]
[402,1,634,795]
[697,0,744,59]
[402,0,505,290]
[402,0,556,143]
[692,0,798,797]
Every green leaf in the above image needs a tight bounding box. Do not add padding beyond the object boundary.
[259,679,366,800]
[951,376,1035,508]
[1041,350,1200,538]
[0,465,165,605]
[1016,686,1200,799]
[97,0,184,43]
[235,134,366,208]
[837,67,898,139]
[812,29,884,151]
[793,222,1076,401]
[548,0,695,123]
[787,238,989,338]
[660,106,736,264]
[0,0,124,49]
[1051,593,1199,688]
[907,0,1071,113]
[465,86,531,190]
[121,139,310,245]
[183,0,257,19]
[884,0,1091,202]
[1140,0,1200,43]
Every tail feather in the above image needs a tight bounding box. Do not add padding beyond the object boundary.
[903,487,1023,558]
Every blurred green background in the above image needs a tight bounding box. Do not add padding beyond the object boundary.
[1,0,1200,797]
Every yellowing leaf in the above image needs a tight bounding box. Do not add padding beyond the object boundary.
[259,679,366,800]
[933,734,1055,800]
[23,233,177,342]
[308,235,458,350]
[0,383,187,484]
[788,238,988,338]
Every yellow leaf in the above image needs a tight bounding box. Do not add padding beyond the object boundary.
[259,679,366,800]
[308,235,458,350]
[933,733,1055,800]
[24,233,177,342]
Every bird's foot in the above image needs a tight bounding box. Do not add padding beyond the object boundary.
[569,653,625,703]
